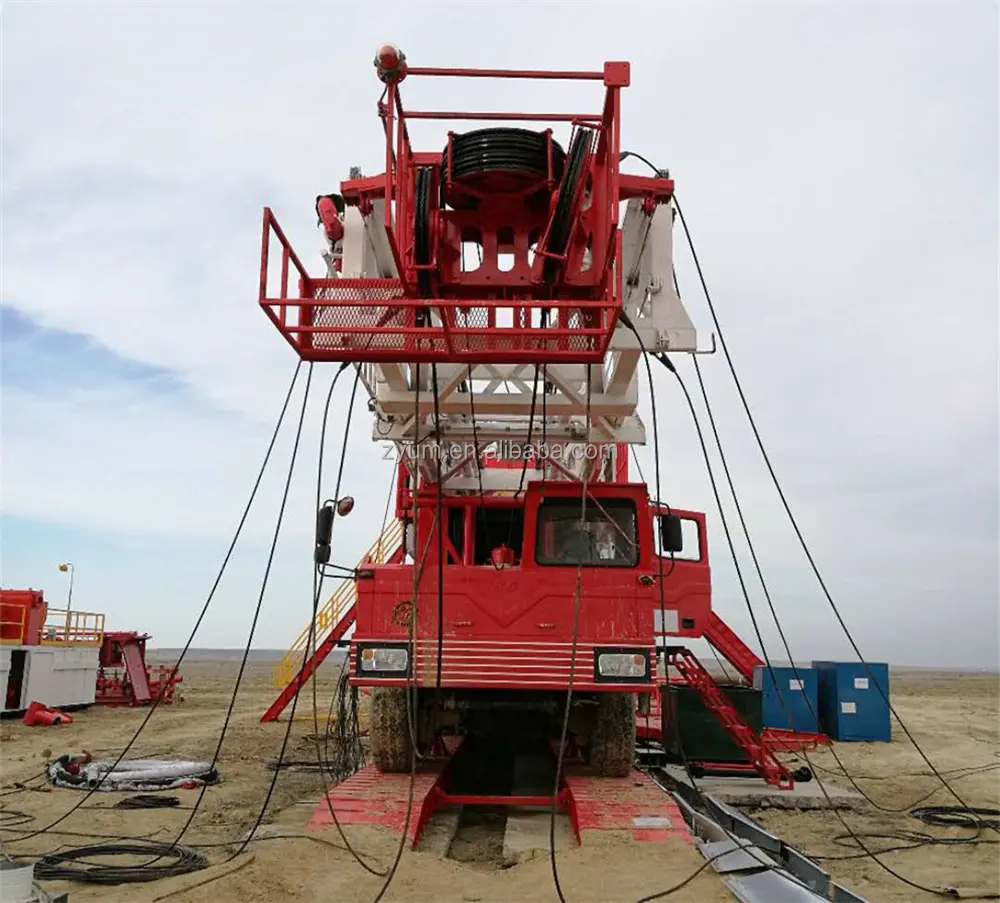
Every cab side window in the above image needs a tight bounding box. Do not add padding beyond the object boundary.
[653,515,702,563]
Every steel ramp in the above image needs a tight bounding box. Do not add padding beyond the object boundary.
[121,639,151,703]
[307,763,450,845]
[308,730,691,850]
[561,767,689,844]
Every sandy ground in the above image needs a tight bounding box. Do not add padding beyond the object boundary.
[0,662,996,903]
[759,670,1000,903]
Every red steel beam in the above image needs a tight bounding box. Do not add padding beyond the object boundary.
[703,611,764,683]
[402,111,602,122]
[619,173,674,201]
[265,298,615,311]
[406,67,604,80]
[440,793,561,807]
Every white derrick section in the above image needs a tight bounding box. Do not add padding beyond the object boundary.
[327,194,697,493]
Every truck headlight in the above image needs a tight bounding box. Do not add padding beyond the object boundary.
[597,652,647,678]
[359,646,409,673]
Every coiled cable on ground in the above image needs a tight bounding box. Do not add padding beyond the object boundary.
[814,806,1000,863]
[911,806,1000,831]
[33,841,208,884]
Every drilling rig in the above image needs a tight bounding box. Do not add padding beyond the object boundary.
[259,47,796,841]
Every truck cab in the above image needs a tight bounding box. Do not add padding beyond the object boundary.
[352,481,711,775]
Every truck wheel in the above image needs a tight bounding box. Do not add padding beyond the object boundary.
[590,692,636,777]
[370,688,413,773]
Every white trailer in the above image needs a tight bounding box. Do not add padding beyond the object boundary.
[1,603,104,715]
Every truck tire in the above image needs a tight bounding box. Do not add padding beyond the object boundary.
[590,692,636,777]
[371,688,413,773]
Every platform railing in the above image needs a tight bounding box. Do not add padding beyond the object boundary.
[39,608,105,646]
[271,519,405,689]
[258,218,621,366]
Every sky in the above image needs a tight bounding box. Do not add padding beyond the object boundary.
[2,1,997,669]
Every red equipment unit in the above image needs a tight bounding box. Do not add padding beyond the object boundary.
[256,49,810,805]
[0,589,47,646]
[22,700,74,727]
[95,631,182,707]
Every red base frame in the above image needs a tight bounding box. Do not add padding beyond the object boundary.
[307,735,687,848]
[94,668,183,707]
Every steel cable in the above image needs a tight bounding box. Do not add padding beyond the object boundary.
[4,360,306,847]
[670,187,978,815]
[621,151,996,898]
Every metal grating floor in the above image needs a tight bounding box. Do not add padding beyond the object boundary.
[562,767,691,843]
[307,764,445,842]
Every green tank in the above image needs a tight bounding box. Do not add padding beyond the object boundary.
[660,684,763,764]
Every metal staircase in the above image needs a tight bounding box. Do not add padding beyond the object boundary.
[261,519,405,723]
[666,646,794,790]
[703,611,765,682]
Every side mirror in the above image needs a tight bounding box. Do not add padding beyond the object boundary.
[659,514,683,554]
[315,504,335,564]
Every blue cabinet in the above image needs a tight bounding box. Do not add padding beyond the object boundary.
[752,665,820,733]
[812,661,891,742]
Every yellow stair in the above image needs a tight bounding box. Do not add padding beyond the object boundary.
[270,519,405,689]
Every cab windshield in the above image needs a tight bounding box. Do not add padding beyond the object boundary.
[534,498,639,567]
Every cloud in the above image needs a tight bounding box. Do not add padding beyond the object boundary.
[1,318,399,649]
[1,315,396,547]
[2,2,996,662]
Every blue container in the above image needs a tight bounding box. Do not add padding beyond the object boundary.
[812,661,891,742]
[752,665,820,733]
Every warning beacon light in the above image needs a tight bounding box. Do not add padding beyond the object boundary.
[374,43,407,84]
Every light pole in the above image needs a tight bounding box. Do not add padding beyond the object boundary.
[58,563,74,612]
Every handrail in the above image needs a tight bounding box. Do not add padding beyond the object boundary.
[271,520,405,688]
[39,608,105,646]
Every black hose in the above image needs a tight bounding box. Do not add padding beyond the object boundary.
[115,795,181,810]
[33,841,208,884]
[542,128,592,284]
[7,360,305,844]
[911,806,1000,831]
[264,761,331,773]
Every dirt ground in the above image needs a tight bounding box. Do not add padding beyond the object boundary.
[759,669,1000,903]
[0,662,997,903]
